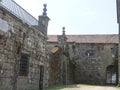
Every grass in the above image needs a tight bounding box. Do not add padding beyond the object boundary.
[45,84,120,90]
[45,84,81,90]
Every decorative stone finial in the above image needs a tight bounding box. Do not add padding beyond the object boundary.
[62,27,65,35]
[43,4,47,16]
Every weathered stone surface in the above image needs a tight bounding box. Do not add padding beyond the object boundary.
[68,43,118,85]
[47,30,75,86]
[0,2,49,90]
[47,36,118,86]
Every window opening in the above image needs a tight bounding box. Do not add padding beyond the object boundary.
[19,53,29,76]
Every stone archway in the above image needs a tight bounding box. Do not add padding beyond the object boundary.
[106,65,117,85]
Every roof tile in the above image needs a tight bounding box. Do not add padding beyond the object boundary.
[47,34,118,44]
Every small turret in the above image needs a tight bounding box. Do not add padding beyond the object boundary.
[38,4,50,35]
[57,27,68,51]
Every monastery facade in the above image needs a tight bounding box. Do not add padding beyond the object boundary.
[0,0,120,90]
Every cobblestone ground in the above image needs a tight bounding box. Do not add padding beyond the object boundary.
[45,84,119,90]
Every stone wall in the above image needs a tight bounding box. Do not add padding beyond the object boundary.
[47,41,75,86]
[69,43,118,85]
[49,52,62,85]
[46,43,62,85]
[0,8,48,90]
[47,38,118,86]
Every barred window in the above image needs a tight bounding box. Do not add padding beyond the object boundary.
[19,53,29,76]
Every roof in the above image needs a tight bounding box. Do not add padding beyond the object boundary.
[0,0,38,26]
[47,34,119,44]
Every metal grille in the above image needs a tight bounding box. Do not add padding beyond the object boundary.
[19,53,29,76]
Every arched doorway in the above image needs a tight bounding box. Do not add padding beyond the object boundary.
[106,65,117,85]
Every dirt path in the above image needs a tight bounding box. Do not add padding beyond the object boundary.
[45,84,119,90]
[78,86,118,90]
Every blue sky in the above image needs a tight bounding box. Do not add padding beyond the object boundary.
[15,0,118,35]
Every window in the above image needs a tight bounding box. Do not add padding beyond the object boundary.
[0,63,3,74]
[85,50,94,57]
[19,53,29,76]
[0,35,3,39]
[0,18,8,32]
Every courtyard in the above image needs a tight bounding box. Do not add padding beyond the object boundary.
[45,84,120,90]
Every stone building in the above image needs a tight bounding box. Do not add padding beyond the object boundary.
[0,0,50,90]
[47,32,119,85]
[0,0,120,89]
[47,28,75,86]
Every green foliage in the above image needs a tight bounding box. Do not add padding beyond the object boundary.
[0,0,2,2]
